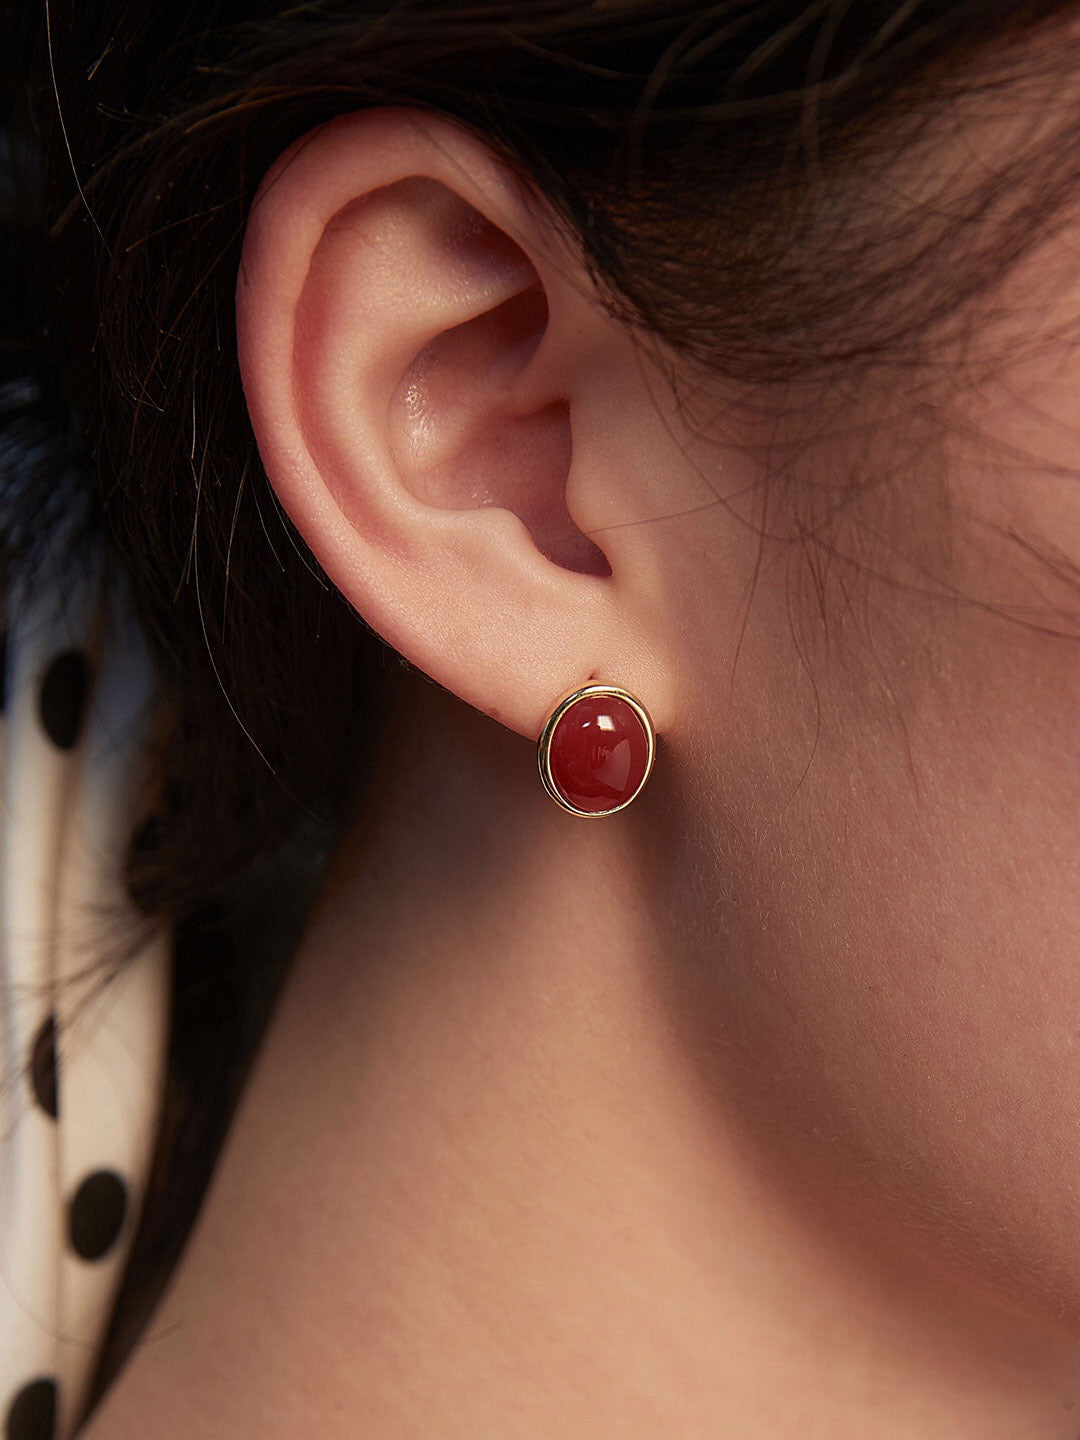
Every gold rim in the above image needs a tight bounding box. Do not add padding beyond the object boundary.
[536,684,656,818]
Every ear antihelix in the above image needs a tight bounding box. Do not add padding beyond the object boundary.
[387,255,610,577]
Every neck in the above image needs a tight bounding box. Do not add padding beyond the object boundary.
[84,673,1080,1439]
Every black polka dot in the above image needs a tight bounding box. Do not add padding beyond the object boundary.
[68,1170,128,1261]
[27,1013,58,1120]
[38,650,91,751]
[4,1377,57,1440]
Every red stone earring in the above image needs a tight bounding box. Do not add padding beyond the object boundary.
[537,684,656,817]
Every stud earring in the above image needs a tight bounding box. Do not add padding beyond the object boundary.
[537,684,656,817]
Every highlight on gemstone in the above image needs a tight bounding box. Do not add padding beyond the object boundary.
[539,688,654,816]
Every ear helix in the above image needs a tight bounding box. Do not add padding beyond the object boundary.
[537,684,656,817]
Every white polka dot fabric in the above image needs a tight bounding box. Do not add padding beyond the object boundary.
[0,561,171,1440]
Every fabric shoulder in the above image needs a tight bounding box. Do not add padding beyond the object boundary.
[0,554,172,1440]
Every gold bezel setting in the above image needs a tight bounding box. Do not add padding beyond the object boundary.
[536,684,656,818]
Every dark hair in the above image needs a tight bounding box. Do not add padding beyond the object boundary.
[4,0,1079,1419]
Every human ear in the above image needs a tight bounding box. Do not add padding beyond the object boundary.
[235,106,676,741]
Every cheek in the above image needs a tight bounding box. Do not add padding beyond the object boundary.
[676,595,1080,1328]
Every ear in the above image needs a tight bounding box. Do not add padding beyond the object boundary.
[235,106,677,741]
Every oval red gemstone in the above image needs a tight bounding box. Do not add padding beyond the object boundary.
[548,693,651,814]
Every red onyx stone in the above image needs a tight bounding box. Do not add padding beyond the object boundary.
[548,693,651,814]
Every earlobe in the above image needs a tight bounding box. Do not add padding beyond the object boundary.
[236,107,676,741]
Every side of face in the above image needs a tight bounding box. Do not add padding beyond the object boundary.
[652,158,1080,1327]
[234,73,1080,1334]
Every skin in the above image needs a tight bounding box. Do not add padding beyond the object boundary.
[83,94,1080,1438]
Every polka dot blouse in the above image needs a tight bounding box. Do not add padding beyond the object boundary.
[0,559,170,1439]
